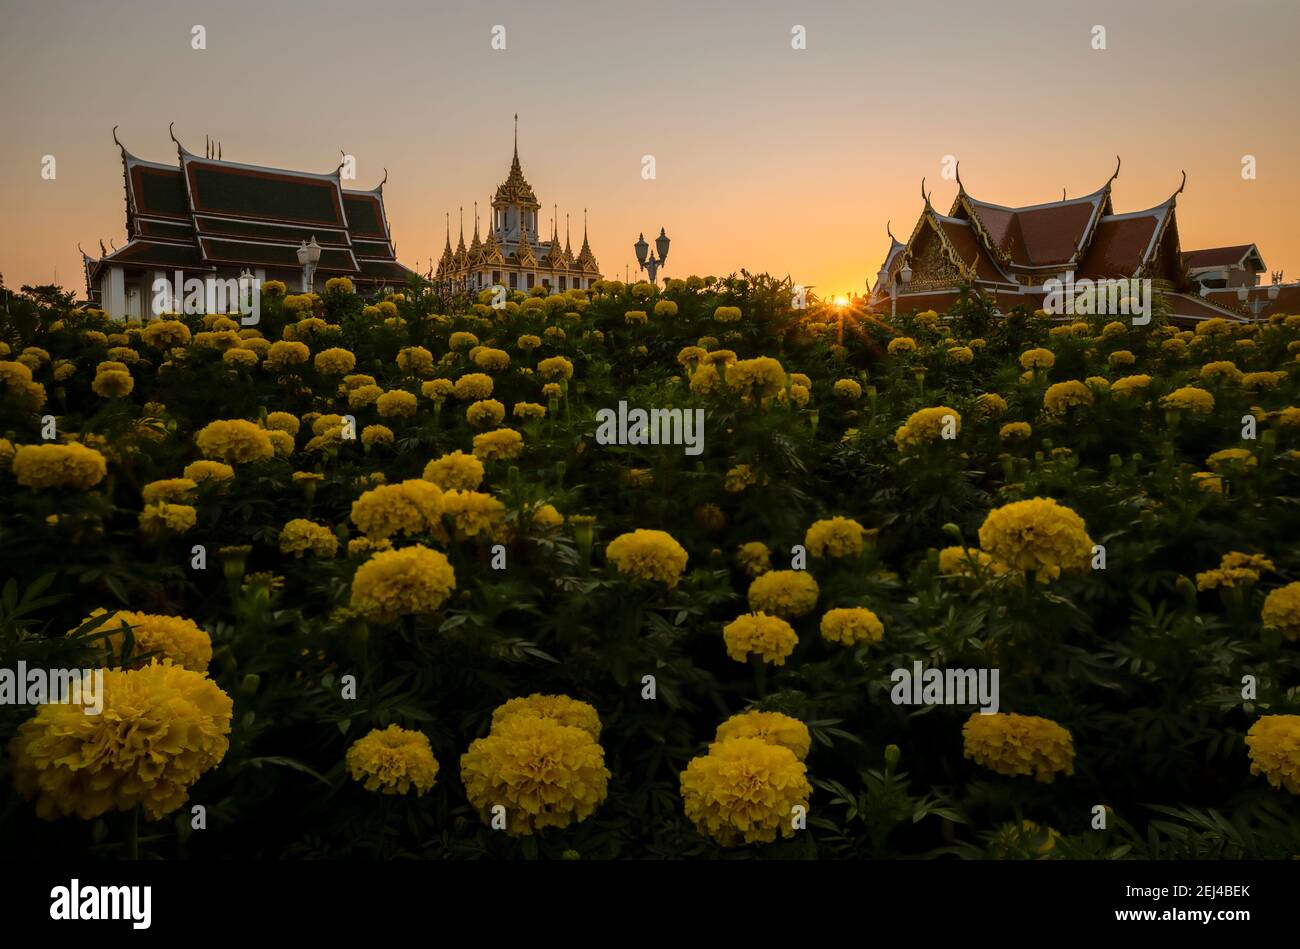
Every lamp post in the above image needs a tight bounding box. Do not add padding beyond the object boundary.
[879,261,912,318]
[1237,273,1282,320]
[296,236,322,293]
[634,227,671,284]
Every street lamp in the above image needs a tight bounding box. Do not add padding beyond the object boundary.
[883,261,912,318]
[1237,275,1281,320]
[297,236,322,292]
[634,227,670,284]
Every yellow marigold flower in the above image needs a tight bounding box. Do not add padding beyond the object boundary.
[449,331,479,351]
[604,529,689,587]
[962,712,1075,783]
[314,347,356,375]
[76,609,212,671]
[1262,582,1300,641]
[888,336,917,355]
[421,378,454,401]
[460,715,609,836]
[1043,380,1093,414]
[654,300,678,317]
[1019,348,1055,370]
[1200,360,1243,384]
[1243,370,1287,390]
[278,518,338,558]
[139,501,196,537]
[977,497,1092,579]
[723,612,797,665]
[140,319,191,348]
[263,429,293,458]
[323,276,354,294]
[195,419,274,464]
[264,411,300,435]
[91,369,133,398]
[541,382,563,400]
[1191,471,1223,493]
[470,347,509,371]
[833,378,862,401]
[361,424,393,446]
[715,710,811,760]
[422,450,484,491]
[347,536,392,557]
[1245,715,1300,793]
[472,428,524,461]
[1161,386,1214,414]
[517,334,541,351]
[1110,374,1152,397]
[689,363,721,395]
[13,443,107,490]
[747,570,819,618]
[1206,448,1256,472]
[376,389,417,418]
[350,544,456,622]
[183,459,234,483]
[453,372,494,400]
[706,349,738,366]
[351,479,444,540]
[346,725,440,795]
[680,737,810,846]
[8,661,232,820]
[1108,349,1136,367]
[736,541,772,577]
[728,357,786,400]
[786,382,811,406]
[937,545,1004,578]
[805,516,866,558]
[343,385,380,411]
[0,437,14,470]
[342,373,377,391]
[1000,421,1032,441]
[466,398,505,428]
[512,401,546,421]
[532,503,564,530]
[537,356,574,381]
[713,305,742,323]
[396,346,434,373]
[222,347,258,368]
[948,345,974,364]
[974,392,1008,420]
[492,694,602,740]
[895,406,960,452]
[265,340,310,371]
[142,477,196,505]
[819,606,884,646]
[442,489,507,541]
[724,464,756,493]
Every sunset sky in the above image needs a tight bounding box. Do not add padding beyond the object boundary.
[2,0,1298,300]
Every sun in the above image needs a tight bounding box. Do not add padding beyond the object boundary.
[833,296,849,308]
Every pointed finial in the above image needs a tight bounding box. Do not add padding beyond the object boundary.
[169,121,182,151]
[566,212,571,244]
[514,113,519,158]
[886,220,896,242]
[921,177,930,207]
[112,125,124,157]
[1107,155,1121,186]
[218,141,222,160]
[955,161,963,192]
[1062,187,1067,202]
[99,239,107,256]
[379,167,388,188]
[1174,169,1186,198]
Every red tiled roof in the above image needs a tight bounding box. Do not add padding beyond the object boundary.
[1181,245,1260,269]
[963,190,1107,268]
[936,218,1013,283]
[1077,214,1160,279]
[1204,285,1300,321]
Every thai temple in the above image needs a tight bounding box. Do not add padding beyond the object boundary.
[435,117,602,294]
[870,159,1299,323]
[83,126,419,318]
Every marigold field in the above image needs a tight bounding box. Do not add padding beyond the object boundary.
[2,275,1300,859]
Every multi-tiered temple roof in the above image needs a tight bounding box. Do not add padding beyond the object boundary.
[870,160,1295,322]
[84,126,419,305]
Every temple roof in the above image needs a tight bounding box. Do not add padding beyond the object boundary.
[87,129,418,292]
[1182,244,1265,271]
[493,117,539,208]
[954,184,1112,269]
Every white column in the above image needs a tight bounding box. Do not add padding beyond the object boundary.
[106,267,127,320]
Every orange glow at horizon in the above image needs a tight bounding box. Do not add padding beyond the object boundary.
[2,1,1299,298]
